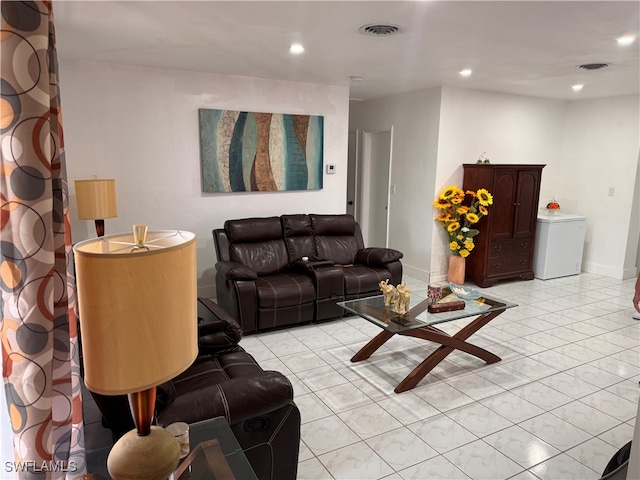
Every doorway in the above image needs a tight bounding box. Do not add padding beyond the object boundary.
[349,128,393,247]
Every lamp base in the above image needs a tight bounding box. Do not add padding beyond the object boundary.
[107,426,180,480]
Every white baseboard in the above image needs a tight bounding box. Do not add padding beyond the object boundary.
[583,262,626,279]
[402,264,431,282]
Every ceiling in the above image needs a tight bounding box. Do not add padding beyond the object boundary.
[54,1,640,101]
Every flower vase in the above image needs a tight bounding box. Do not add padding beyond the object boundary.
[448,255,466,285]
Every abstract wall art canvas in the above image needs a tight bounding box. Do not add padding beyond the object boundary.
[199,108,324,193]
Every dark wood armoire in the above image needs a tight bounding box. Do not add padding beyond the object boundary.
[462,164,545,288]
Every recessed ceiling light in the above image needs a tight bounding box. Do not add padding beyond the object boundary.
[290,43,304,54]
[459,69,472,77]
[617,35,636,46]
[572,84,584,92]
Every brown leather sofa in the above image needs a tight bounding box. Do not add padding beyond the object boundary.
[89,298,301,480]
[213,213,403,334]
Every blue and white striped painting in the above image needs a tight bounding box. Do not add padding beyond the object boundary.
[199,109,324,192]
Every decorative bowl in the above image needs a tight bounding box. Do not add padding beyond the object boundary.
[449,283,482,300]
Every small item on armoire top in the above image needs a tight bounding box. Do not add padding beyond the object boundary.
[476,152,491,164]
[546,199,560,210]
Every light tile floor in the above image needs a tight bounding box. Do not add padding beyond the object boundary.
[240,273,638,480]
[83,273,639,479]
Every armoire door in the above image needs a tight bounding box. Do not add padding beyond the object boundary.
[491,169,517,241]
[513,169,542,238]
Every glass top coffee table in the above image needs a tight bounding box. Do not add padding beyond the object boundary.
[338,287,517,393]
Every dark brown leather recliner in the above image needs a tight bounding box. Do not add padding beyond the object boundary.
[89,298,300,480]
[214,213,403,334]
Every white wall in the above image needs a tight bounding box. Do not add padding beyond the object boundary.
[351,86,639,283]
[432,87,567,278]
[59,60,350,297]
[558,95,640,279]
[349,88,442,281]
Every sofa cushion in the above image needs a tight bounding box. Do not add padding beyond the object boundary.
[311,214,361,264]
[226,217,282,243]
[225,217,289,276]
[315,236,360,265]
[311,214,356,235]
[342,265,394,295]
[255,272,316,308]
[229,240,289,276]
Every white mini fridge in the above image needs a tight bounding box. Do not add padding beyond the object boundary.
[533,211,587,280]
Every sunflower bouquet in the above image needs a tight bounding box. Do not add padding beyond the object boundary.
[433,185,493,257]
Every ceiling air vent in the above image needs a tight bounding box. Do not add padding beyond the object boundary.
[577,63,611,70]
[359,24,402,36]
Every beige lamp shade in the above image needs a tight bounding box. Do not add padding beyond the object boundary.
[75,178,118,220]
[74,230,198,395]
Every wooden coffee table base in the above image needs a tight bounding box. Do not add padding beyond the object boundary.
[351,309,504,393]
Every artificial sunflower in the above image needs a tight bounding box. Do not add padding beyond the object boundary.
[477,188,493,206]
[434,185,493,257]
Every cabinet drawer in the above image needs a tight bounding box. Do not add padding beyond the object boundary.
[489,238,532,258]
[488,254,530,275]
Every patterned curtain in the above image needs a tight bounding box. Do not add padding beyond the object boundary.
[1,2,85,479]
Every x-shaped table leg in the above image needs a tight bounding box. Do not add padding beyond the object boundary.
[350,309,504,393]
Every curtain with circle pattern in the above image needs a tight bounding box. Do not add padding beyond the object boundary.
[1,2,85,478]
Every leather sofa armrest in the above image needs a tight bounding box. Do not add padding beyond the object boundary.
[355,247,403,266]
[157,371,294,427]
[197,298,243,354]
[216,260,258,280]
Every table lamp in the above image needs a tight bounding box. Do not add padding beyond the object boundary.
[74,226,198,480]
[74,177,118,237]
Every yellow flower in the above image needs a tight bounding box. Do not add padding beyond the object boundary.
[477,189,493,206]
[434,184,492,260]
[433,198,451,210]
[440,186,458,199]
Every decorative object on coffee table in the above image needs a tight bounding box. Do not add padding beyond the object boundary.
[434,184,493,284]
[394,283,411,314]
[379,279,397,307]
[74,227,198,480]
[427,299,465,313]
[427,284,444,303]
[74,176,117,237]
[450,283,482,300]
